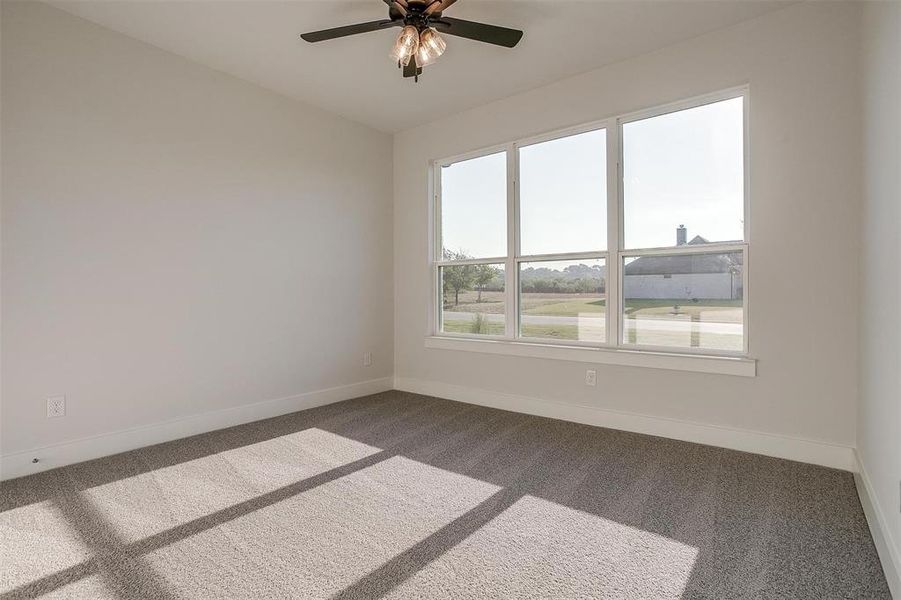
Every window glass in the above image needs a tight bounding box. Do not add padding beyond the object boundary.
[519,259,606,342]
[440,264,505,336]
[623,97,744,249]
[622,251,743,351]
[441,152,507,259]
[519,129,607,255]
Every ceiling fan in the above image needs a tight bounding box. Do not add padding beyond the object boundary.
[300,0,523,82]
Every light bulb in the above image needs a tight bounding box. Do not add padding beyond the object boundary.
[390,25,420,67]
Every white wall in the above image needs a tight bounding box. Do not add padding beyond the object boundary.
[394,2,862,452]
[0,2,393,460]
[859,0,901,594]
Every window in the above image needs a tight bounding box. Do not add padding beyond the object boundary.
[433,89,748,358]
[620,95,746,353]
[436,150,508,337]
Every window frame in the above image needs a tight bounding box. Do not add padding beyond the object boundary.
[430,86,751,360]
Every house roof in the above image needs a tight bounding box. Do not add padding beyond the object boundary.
[624,237,742,276]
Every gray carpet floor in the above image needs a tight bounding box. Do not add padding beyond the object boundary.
[0,391,891,599]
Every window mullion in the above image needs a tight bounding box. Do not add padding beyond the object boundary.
[516,250,607,263]
[608,119,622,348]
[435,257,508,267]
[432,162,441,336]
[505,144,517,339]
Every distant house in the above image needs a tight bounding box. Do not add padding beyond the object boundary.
[623,226,743,301]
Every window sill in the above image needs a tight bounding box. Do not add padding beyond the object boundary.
[424,336,757,377]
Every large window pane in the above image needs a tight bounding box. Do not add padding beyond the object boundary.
[441,152,507,259]
[519,130,607,255]
[622,251,743,351]
[623,97,744,249]
[440,263,505,336]
[519,259,606,342]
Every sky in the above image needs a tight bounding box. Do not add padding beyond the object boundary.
[623,96,744,249]
[440,96,744,262]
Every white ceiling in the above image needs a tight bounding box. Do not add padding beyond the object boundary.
[49,0,792,132]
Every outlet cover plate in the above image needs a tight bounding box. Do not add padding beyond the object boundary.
[47,395,66,418]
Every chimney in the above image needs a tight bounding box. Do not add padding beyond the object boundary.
[676,225,687,246]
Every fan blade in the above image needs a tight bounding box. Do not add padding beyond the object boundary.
[301,20,398,43]
[424,0,458,16]
[403,55,422,78]
[433,17,523,47]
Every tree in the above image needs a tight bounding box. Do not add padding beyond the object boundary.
[474,264,500,302]
[442,249,475,307]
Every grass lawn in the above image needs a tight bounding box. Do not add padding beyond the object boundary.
[442,319,505,335]
[446,290,505,314]
[443,320,585,340]
[446,293,607,317]
[523,297,605,316]
[521,323,582,339]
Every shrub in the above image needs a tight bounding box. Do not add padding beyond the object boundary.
[470,313,489,334]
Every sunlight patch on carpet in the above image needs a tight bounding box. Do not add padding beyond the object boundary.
[139,456,501,597]
[80,428,382,542]
[0,500,93,592]
[37,573,115,599]
[385,494,699,600]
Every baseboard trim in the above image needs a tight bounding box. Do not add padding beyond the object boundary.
[0,377,394,481]
[394,377,856,472]
[855,452,901,598]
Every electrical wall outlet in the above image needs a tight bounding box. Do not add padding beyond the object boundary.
[46,395,66,418]
[585,370,597,386]
[363,352,372,367]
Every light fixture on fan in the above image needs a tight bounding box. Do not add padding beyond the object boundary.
[301,0,523,83]
[391,26,445,70]
[389,25,420,66]
[415,27,446,67]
